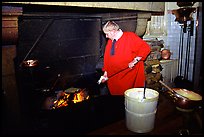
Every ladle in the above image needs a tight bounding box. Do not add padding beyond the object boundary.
[143,81,146,99]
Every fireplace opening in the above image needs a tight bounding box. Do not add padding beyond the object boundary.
[12,6,145,134]
[15,67,125,134]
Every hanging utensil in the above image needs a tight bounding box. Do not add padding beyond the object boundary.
[19,19,54,67]
[22,59,39,68]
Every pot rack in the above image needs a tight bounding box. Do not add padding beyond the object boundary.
[172,3,196,81]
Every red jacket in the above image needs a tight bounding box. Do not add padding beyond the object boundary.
[103,32,150,95]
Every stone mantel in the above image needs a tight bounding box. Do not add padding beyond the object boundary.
[2,2,165,13]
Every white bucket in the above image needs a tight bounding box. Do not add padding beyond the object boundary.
[125,108,157,133]
[124,88,159,133]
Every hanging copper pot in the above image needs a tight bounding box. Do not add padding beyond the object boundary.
[22,59,39,67]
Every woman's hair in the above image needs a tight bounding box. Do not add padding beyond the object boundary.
[103,21,119,33]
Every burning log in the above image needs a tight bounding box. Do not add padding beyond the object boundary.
[42,88,90,110]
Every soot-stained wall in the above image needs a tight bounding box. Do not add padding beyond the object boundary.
[16,15,102,90]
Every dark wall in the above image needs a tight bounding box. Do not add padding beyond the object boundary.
[16,15,102,90]
[13,5,139,102]
[15,10,138,92]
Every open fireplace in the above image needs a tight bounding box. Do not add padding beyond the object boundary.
[2,2,203,135]
[11,6,144,135]
[1,2,166,135]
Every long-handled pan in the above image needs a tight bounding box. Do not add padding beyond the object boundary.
[159,80,202,110]
[97,66,130,84]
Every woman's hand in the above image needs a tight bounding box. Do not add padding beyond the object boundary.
[97,71,108,84]
[128,57,142,68]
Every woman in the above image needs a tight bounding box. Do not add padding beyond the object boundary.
[98,21,151,95]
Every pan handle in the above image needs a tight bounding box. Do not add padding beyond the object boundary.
[159,80,190,100]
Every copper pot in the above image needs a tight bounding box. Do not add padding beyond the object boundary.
[22,59,39,67]
[171,88,202,110]
[161,49,171,60]
[159,80,202,110]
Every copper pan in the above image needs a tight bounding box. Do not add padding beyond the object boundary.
[172,88,202,110]
[159,80,202,110]
[22,59,39,67]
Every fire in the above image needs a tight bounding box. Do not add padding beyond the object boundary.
[73,89,90,103]
[53,92,70,109]
[52,88,89,109]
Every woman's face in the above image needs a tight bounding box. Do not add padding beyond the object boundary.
[104,30,115,40]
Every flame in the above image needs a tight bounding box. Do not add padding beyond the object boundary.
[73,90,89,103]
[52,92,70,109]
[52,88,89,109]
